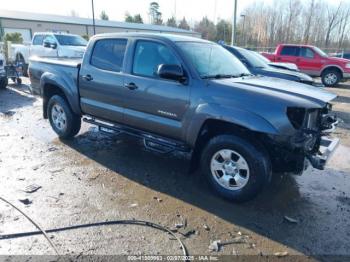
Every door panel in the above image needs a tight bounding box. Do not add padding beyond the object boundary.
[123,74,189,140]
[298,47,322,75]
[79,38,128,123]
[123,40,190,140]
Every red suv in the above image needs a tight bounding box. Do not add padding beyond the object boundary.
[262,44,350,87]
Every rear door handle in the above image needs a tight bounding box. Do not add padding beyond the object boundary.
[124,82,138,90]
[82,74,93,81]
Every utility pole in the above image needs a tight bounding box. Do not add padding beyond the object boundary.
[91,0,96,35]
[241,14,246,47]
[231,0,237,46]
[214,0,218,24]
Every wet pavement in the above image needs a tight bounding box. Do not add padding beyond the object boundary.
[0,78,350,260]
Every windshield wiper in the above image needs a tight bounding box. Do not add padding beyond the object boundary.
[233,73,253,78]
[202,74,237,79]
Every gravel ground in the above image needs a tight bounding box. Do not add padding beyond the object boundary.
[0,78,349,261]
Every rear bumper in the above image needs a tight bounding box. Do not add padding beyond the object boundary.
[307,137,339,170]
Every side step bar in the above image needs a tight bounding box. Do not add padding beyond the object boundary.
[83,117,191,154]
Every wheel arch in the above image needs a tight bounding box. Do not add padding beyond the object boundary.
[40,72,81,119]
[189,118,273,174]
[321,65,343,78]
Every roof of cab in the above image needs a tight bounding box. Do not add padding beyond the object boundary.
[92,32,211,43]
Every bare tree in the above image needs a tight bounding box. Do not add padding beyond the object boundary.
[324,1,342,47]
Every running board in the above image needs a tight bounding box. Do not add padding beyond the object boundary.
[83,117,191,154]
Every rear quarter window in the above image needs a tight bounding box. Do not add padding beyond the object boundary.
[90,39,128,72]
[33,35,45,45]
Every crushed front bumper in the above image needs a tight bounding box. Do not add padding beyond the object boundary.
[307,136,339,170]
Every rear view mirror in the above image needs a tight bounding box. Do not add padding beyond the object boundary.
[157,64,185,82]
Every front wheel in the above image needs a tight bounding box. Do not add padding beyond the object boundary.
[47,95,81,139]
[321,69,341,87]
[200,135,271,202]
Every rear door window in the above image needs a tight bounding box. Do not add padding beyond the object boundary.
[32,35,45,45]
[91,39,128,72]
[280,46,299,56]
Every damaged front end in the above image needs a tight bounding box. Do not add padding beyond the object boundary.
[264,103,339,174]
[286,104,339,171]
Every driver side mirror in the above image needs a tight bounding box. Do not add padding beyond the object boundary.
[43,41,57,49]
[157,64,186,82]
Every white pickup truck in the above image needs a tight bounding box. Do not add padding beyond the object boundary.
[13,32,87,76]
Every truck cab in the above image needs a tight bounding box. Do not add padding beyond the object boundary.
[31,32,87,58]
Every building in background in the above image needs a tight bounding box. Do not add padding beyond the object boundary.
[0,9,199,43]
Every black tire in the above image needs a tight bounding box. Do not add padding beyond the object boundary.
[321,69,341,87]
[200,135,271,202]
[0,77,8,89]
[22,64,29,77]
[16,54,28,77]
[47,95,81,139]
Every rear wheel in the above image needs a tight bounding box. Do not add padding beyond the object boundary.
[16,54,28,77]
[47,95,81,139]
[321,69,341,87]
[200,135,271,202]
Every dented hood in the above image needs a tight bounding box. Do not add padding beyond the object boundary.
[232,76,337,104]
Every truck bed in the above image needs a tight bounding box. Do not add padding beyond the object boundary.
[29,56,82,67]
[29,57,81,96]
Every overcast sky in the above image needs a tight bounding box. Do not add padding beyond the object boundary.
[0,0,346,25]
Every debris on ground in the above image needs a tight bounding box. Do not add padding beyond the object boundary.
[88,173,101,181]
[175,223,184,229]
[49,168,64,174]
[209,240,221,252]
[31,164,41,171]
[47,147,58,152]
[23,184,42,194]
[180,229,196,238]
[203,224,210,231]
[18,198,32,205]
[153,196,163,203]
[284,215,299,224]
[209,236,247,252]
[130,203,138,208]
[274,251,289,257]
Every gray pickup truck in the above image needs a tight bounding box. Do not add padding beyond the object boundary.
[29,33,339,202]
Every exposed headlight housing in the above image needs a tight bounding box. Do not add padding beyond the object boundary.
[305,109,319,130]
[287,107,306,129]
[346,63,350,69]
[287,108,320,130]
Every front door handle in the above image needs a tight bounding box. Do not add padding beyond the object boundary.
[124,82,138,90]
[82,74,93,81]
